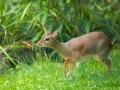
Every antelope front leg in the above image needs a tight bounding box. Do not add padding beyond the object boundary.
[66,62,73,77]
[63,60,67,77]
[63,59,73,77]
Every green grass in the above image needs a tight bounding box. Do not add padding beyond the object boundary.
[0,49,120,90]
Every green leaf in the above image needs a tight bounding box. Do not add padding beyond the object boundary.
[6,20,19,28]
[59,19,64,32]
[49,10,57,17]
[21,2,32,20]
[96,4,103,11]
[85,21,90,33]
[0,0,5,16]
[66,0,71,3]
[5,0,14,8]
[65,22,71,33]
[42,11,48,25]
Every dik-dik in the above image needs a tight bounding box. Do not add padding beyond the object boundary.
[36,29,112,77]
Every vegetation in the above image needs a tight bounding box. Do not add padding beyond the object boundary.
[0,0,120,45]
[0,49,120,89]
[0,0,120,89]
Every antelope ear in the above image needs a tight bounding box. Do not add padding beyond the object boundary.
[43,27,48,33]
[52,30,59,37]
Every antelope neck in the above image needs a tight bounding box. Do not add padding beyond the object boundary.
[51,39,68,59]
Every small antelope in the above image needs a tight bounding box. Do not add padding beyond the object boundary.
[36,29,112,77]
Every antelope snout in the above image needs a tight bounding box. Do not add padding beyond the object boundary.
[36,42,41,47]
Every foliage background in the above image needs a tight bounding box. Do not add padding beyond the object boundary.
[0,0,120,69]
[0,0,120,89]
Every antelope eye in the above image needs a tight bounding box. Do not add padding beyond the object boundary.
[44,38,50,42]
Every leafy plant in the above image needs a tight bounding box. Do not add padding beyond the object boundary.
[0,0,120,68]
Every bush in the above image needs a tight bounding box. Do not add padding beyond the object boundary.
[0,0,120,67]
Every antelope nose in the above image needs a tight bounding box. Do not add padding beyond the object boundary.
[36,42,41,47]
[36,43,39,47]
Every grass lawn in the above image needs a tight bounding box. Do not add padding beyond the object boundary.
[0,49,120,90]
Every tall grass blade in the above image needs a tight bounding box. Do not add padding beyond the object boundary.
[5,0,14,8]
[0,45,17,66]
[21,2,32,20]
[42,11,48,25]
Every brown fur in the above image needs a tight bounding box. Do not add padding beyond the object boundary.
[37,30,112,77]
